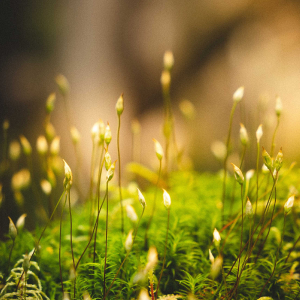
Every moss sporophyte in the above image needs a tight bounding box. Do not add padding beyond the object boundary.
[1,64,300,299]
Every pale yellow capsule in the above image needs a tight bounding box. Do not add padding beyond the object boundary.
[125,229,133,252]
[163,189,171,209]
[62,159,73,190]
[256,124,263,143]
[36,135,48,155]
[284,195,294,214]
[116,93,124,116]
[233,86,244,103]
[163,50,174,71]
[20,135,32,155]
[153,138,164,160]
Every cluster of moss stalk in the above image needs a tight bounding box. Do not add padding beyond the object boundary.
[215,88,299,300]
[0,51,300,300]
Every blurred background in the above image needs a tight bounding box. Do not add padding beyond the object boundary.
[1,0,300,190]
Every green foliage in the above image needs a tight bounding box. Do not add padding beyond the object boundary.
[0,253,49,300]
[0,71,300,299]
[2,167,299,299]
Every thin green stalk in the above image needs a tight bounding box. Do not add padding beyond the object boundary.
[59,194,68,294]
[93,149,106,264]
[228,216,253,300]
[228,187,280,298]
[161,65,177,173]
[73,134,84,202]
[16,190,65,291]
[255,183,278,263]
[236,204,283,292]
[162,87,178,172]
[235,185,244,296]
[103,206,145,300]
[97,146,105,211]
[163,86,171,174]
[263,171,272,197]
[89,142,96,200]
[259,213,287,296]
[117,115,124,235]
[270,117,280,157]
[224,219,254,282]
[222,101,238,226]
[89,143,102,231]
[77,187,109,298]
[262,117,280,196]
[257,173,278,236]
[103,181,109,296]
[75,188,108,271]
[229,146,246,217]
[225,177,278,281]
[145,159,162,248]
[68,189,77,300]
[233,187,277,287]
[247,217,253,264]
[93,162,109,296]
[156,208,170,299]
[68,189,76,271]
[255,141,260,223]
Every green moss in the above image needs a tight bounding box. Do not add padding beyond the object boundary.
[1,169,299,299]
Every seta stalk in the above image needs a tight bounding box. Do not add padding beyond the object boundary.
[116,94,125,235]
[103,204,145,300]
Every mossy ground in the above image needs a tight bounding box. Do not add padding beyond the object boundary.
[1,169,299,299]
